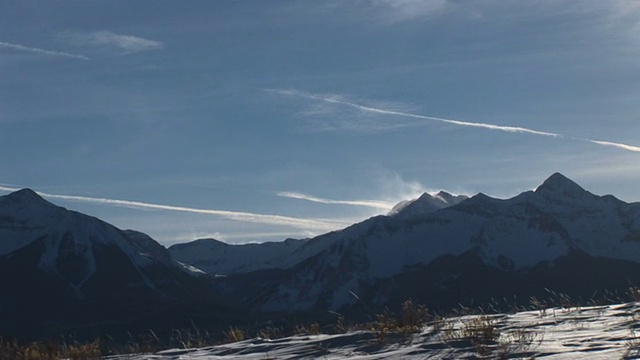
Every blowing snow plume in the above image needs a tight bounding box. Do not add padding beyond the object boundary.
[270,89,640,153]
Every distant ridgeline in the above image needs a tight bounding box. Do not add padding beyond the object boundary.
[3,173,640,340]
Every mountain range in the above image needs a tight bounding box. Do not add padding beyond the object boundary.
[183,173,640,315]
[2,173,640,340]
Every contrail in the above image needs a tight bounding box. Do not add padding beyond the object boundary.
[278,191,394,210]
[0,41,90,60]
[587,140,640,153]
[270,89,640,153]
[0,185,348,231]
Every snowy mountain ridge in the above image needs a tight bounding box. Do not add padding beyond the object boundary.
[205,173,640,313]
[178,172,634,281]
[168,191,467,276]
[388,190,468,217]
[169,190,469,276]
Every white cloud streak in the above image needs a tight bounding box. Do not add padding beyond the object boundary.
[0,41,89,60]
[278,191,394,210]
[0,186,348,232]
[59,31,163,54]
[587,140,640,153]
[270,89,640,153]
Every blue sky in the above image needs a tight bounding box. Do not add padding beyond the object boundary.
[1,0,640,245]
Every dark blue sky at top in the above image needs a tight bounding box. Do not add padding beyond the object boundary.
[1,0,639,244]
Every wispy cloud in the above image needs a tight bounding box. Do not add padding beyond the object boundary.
[59,30,163,54]
[270,89,640,153]
[0,41,89,60]
[0,186,348,232]
[371,0,451,23]
[278,191,394,210]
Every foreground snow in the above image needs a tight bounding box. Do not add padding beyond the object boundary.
[108,302,640,359]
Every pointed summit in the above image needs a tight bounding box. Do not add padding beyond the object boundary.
[535,173,586,198]
[0,189,59,223]
[2,188,51,205]
[8,188,41,198]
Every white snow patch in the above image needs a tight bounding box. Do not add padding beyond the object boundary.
[107,302,640,359]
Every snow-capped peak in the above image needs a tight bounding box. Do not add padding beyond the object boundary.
[434,190,464,204]
[389,191,468,217]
